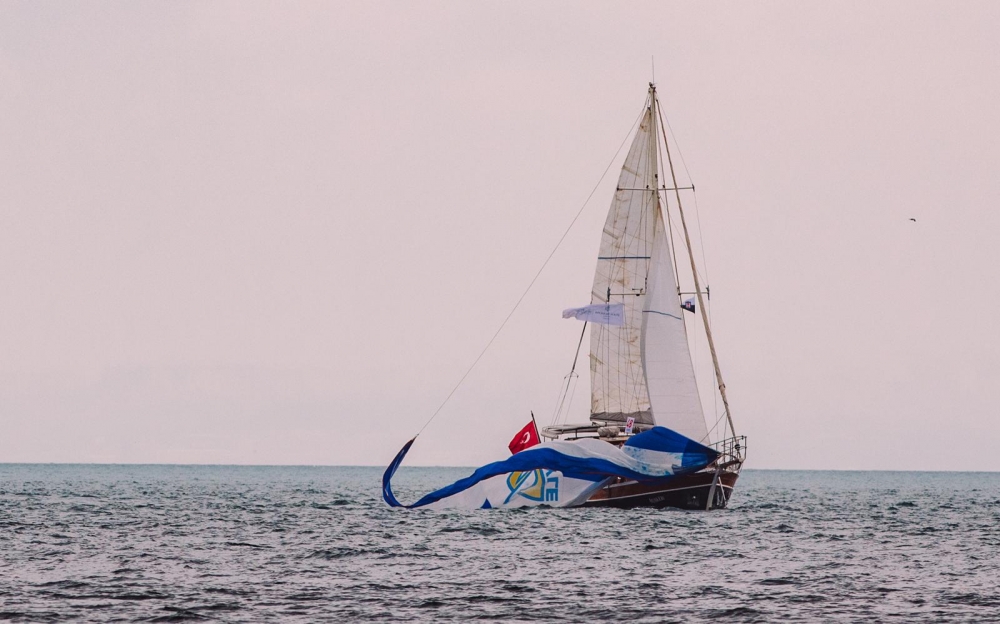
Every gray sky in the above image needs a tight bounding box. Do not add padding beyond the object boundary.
[1,1,998,470]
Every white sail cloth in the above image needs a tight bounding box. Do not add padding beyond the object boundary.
[562,303,625,326]
[590,108,657,424]
[641,214,708,441]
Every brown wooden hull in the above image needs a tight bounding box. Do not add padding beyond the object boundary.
[584,470,739,510]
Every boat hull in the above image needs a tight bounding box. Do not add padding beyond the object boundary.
[584,470,739,510]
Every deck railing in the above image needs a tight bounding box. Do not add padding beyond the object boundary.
[710,435,746,470]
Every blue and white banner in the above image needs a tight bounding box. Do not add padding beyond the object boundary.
[382,427,719,510]
[561,303,625,326]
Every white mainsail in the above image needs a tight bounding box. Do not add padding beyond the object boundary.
[589,90,708,441]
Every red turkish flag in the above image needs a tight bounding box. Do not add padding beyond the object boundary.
[508,420,540,455]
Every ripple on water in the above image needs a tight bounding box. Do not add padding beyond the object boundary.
[1,466,999,622]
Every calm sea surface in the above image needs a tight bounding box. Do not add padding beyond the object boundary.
[1,465,998,622]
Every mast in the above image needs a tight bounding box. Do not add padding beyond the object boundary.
[653,85,737,439]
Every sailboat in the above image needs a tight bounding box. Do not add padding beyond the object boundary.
[542,82,744,510]
[382,83,744,512]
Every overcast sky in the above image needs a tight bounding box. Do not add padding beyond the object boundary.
[1,1,998,470]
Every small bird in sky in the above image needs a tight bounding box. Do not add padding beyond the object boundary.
[909,218,917,222]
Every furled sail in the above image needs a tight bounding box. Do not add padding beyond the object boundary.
[589,94,707,441]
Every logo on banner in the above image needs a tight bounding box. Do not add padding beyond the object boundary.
[561,303,625,326]
[624,417,635,435]
[504,469,560,504]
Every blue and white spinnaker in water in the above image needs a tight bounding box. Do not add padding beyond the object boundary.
[382,427,719,510]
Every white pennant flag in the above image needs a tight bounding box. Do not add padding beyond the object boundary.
[561,303,625,326]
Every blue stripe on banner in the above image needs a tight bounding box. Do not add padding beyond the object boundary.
[597,256,651,260]
[382,427,720,509]
[643,310,682,320]
[381,437,415,507]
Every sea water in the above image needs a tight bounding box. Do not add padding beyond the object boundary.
[1,465,998,622]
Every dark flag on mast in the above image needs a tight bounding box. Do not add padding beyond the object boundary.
[682,298,696,314]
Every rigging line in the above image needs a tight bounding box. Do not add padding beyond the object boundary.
[552,321,588,426]
[553,373,576,426]
[695,183,718,436]
[554,373,575,426]
[662,112,711,287]
[654,120,683,304]
[693,193,710,293]
[562,373,579,425]
[656,120,711,437]
[656,92,736,439]
[416,104,647,436]
[700,407,729,444]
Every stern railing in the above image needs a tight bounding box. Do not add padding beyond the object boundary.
[709,435,746,472]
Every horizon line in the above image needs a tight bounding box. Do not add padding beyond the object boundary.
[0,462,998,474]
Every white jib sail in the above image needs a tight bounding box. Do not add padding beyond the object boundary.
[641,207,708,441]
